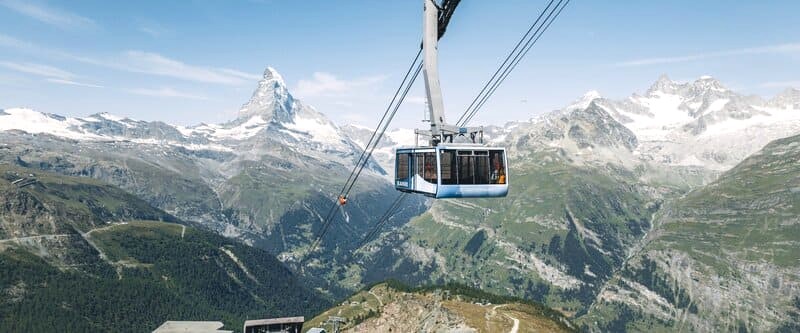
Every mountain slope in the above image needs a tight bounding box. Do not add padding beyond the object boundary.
[351,76,800,327]
[0,67,425,297]
[0,165,328,332]
[597,75,800,171]
[355,125,660,313]
[583,133,800,332]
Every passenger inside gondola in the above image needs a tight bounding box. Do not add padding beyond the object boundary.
[490,152,505,184]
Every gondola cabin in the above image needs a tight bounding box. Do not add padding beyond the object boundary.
[395,145,508,198]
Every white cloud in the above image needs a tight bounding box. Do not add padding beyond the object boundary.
[0,33,35,51]
[294,72,387,97]
[136,20,171,38]
[616,43,800,67]
[45,78,103,88]
[0,0,96,30]
[760,81,800,89]
[127,87,209,100]
[0,34,261,86]
[0,61,74,79]
[119,51,257,85]
[218,68,262,81]
[139,26,162,37]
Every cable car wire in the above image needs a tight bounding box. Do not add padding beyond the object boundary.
[343,63,423,197]
[457,0,570,127]
[462,0,570,126]
[340,49,422,197]
[454,0,556,127]
[357,193,408,249]
[349,1,571,255]
[305,52,424,261]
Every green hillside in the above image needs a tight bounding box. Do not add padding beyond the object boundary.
[356,149,660,313]
[0,165,328,332]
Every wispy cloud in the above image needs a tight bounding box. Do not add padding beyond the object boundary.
[760,81,800,89]
[0,33,36,51]
[136,20,171,38]
[0,60,74,79]
[127,87,209,100]
[118,51,257,85]
[0,34,260,86]
[616,43,800,67]
[0,0,96,30]
[45,78,103,88]
[218,68,262,81]
[294,72,388,97]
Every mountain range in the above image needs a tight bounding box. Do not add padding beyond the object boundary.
[2,68,799,332]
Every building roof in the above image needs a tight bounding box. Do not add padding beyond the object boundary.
[152,321,232,333]
[243,316,305,326]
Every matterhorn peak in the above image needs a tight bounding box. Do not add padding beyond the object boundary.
[263,66,286,86]
[238,66,295,121]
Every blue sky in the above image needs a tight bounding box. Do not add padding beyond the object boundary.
[0,0,798,128]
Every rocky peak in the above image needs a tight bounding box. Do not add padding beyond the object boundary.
[237,67,296,123]
[770,87,800,109]
[566,101,639,150]
[690,75,727,95]
[646,74,679,95]
[564,90,603,112]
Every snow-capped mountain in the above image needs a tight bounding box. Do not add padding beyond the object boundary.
[0,109,187,143]
[593,75,800,170]
[349,75,800,178]
[0,65,397,244]
[1,67,374,172]
[180,67,355,152]
[497,75,800,172]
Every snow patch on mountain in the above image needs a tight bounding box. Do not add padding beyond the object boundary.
[191,116,268,141]
[0,108,103,140]
[592,76,800,170]
[619,91,693,141]
[565,90,603,111]
[284,114,341,145]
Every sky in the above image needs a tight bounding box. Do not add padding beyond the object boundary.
[0,0,799,129]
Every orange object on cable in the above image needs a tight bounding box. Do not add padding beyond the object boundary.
[338,195,348,206]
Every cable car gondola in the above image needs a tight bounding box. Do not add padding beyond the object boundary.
[395,145,508,198]
[395,0,509,199]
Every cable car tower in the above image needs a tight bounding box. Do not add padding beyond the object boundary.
[395,0,509,199]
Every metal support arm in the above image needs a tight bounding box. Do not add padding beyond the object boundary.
[420,0,482,146]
